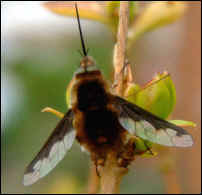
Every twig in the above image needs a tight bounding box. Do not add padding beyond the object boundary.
[99,2,130,194]
[87,162,100,194]
[99,150,128,194]
[113,2,129,96]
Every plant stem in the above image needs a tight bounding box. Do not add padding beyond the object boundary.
[113,2,129,96]
[87,162,100,194]
[99,2,130,194]
[99,150,128,194]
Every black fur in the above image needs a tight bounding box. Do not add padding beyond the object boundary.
[77,80,108,111]
[77,80,121,145]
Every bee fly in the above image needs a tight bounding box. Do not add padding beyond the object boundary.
[23,4,193,186]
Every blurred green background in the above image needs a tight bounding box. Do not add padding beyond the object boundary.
[1,2,201,194]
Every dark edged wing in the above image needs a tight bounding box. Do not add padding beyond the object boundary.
[113,96,193,147]
[23,110,76,186]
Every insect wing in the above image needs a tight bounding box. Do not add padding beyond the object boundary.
[23,110,76,186]
[114,96,193,147]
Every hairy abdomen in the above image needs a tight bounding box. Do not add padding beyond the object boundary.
[73,79,123,154]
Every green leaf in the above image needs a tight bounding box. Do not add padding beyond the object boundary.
[169,120,196,127]
[126,72,176,119]
[134,137,157,157]
[134,137,151,152]
[124,83,141,99]
[141,150,158,158]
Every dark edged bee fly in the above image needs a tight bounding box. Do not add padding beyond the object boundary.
[23,3,193,186]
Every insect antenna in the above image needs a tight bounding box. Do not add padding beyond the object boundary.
[75,3,88,57]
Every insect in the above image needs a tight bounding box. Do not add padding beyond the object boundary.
[23,4,193,186]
